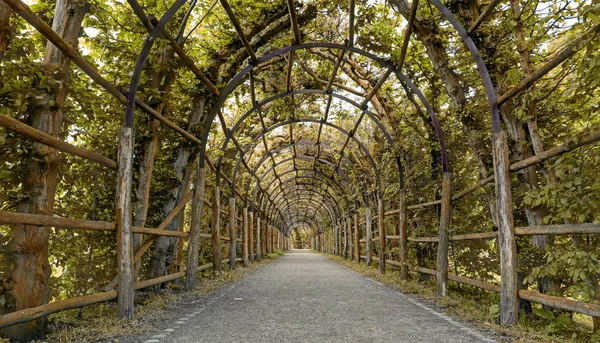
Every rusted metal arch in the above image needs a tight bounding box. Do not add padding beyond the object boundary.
[123,0,189,127]
[262,181,343,225]
[237,118,381,223]
[284,214,324,235]
[267,182,342,218]
[250,155,361,209]
[246,147,365,200]
[427,0,500,134]
[265,183,349,232]
[218,89,396,175]
[277,197,338,233]
[258,180,342,230]
[263,168,348,204]
[201,42,451,183]
[258,167,353,221]
[267,183,343,222]
[283,211,328,234]
[265,176,345,217]
[277,197,337,227]
[232,118,380,214]
[243,139,366,200]
[244,144,365,208]
[230,118,380,189]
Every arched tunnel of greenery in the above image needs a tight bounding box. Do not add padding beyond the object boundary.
[0,0,599,341]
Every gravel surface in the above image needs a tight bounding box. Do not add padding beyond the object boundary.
[137,250,498,342]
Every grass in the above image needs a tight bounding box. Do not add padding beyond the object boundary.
[44,255,280,343]
[321,252,598,343]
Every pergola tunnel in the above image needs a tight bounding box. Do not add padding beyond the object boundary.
[0,0,599,341]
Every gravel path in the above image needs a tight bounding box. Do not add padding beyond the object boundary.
[139,250,498,342]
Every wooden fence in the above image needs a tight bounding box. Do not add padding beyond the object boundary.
[313,128,600,320]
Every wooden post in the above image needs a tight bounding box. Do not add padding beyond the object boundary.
[399,189,409,280]
[354,213,360,263]
[249,210,254,262]
[343,218,348,259]
[378,197,385,274]
[266,224,270,254]
[494,131,518,325]
[243,207,249,267]
[436,172,452,297]
[260,217,268,258]
[185,166,206,291]
[212,187,222,275]
[229,198,236,270]
[365,206,372,265]
[333,225,337,255]
[348,217,353,260]
[256,215,261,261]
[116,126,134,320]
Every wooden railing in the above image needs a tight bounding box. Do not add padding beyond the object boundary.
[314,128,600,320]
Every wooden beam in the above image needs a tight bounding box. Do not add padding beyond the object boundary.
[0,115,117,169]
[436,172,452,297]
[378,198,385,274]
[185,167,206,291]
[116,127,134,320]
[515,223,600,236]
[493,131,518,326]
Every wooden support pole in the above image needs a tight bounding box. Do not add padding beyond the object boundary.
[185,167,206,291]
[212,187,222,276]
[436,172,452,297]
[249,211,254,262]
[243,207,249,267]
[399,189,409,279]
[493,131,518,325]
[333,225,338,255]
[262,220,267,256]
[354,213,360,263]
[343,218,348,259]
[0,115,117,169]
[229,198,236,270]
[365,206,372,265]
[116,127,134,320]
[348,217,353,260]
[256,215,261,261]
[378,197,385,274]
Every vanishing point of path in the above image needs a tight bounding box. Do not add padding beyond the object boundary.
[140,250,497,343]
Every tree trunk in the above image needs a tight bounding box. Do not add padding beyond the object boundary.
[1,1,88,340]
[149,98,204,281]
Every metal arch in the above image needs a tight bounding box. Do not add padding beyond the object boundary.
[278,198,335,225]
[266,177,345,214]
[244,142,365,201]
[246,139,367,173]
[265,179,344,217]
[428,0,501,134]
[261,163,349,200]
[269,188,340,223]
[199,42,449,175]
[218,89,395,167]
[251,154,359,199]
[284,214,324,234]
[124,0,188,127]
[262,168,348,201]
[283,210,328,231]
[245,149,359,206]
[267,186,341,231]
[265,183,341,224]
[230,118,380,191]
[258,180,342,225]
[243,140,365,199]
